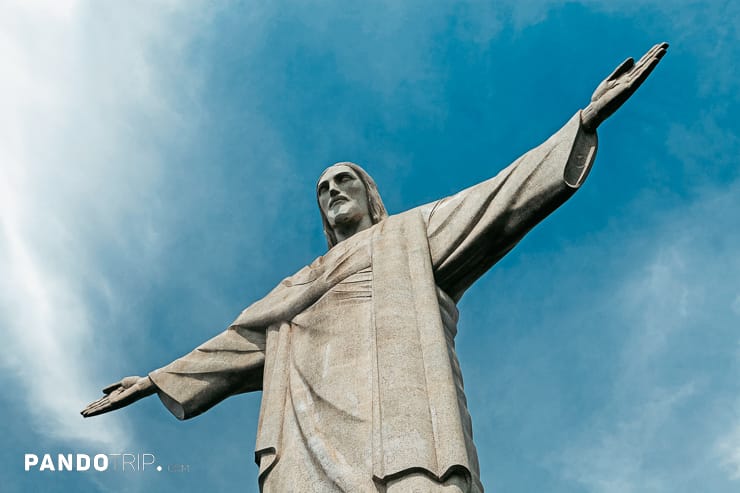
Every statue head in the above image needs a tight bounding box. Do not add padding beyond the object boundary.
[316,162,388,249]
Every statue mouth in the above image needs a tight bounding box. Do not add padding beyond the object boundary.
[329,196,349,207]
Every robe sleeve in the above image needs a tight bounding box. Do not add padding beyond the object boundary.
[422,112,598,300]
[148,326,266,420]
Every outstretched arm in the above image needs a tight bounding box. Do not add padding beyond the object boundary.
[581,42,669,131]
[424,42,668,300]
[424,112,597,300]
[81,325,266,420]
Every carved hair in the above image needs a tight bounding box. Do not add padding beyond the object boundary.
[317,162,388,249]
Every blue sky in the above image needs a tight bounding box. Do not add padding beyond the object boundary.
[1,1,738,492]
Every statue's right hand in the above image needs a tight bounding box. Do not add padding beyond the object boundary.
[81,376,155,418]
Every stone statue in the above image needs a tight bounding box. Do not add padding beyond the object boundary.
[82,43,668,492]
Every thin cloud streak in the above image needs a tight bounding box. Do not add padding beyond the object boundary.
[718,408,740,480]
[0,2,203,450]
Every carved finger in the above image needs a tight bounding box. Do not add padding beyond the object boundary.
[653,46,668,61]
[628,47,666,85]
[91,396,111,409]
[639,56,662,81]
[102,382,122,395]
[81,397,111,417]
[640,42,668,63]
[607,57,634,81]
[624,57,661,96]
[633,43,660,68]
[82,406,108,417]
[631,43,668,76]
[653,41,670,53]
[91,398,116,412]
[87,395,110,408]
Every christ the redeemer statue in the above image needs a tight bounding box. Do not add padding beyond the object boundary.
[83,43,668,492]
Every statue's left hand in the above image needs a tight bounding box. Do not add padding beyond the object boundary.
[581,42,669,131]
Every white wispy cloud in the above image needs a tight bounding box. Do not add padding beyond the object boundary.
[666,112,740,183]
[732,295,740,316]
[0,1,205,449]
[555,174,740,491]
[561,383,697,493]
[718,407,740,480]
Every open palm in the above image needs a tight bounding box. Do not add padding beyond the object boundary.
[81,376,154,417]
[581,42,668,131]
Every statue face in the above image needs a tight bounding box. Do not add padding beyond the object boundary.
[317,165,370,229]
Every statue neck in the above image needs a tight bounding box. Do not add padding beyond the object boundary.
[333,215,373,244]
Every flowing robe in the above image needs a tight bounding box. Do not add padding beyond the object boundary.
[148,113,597,492]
